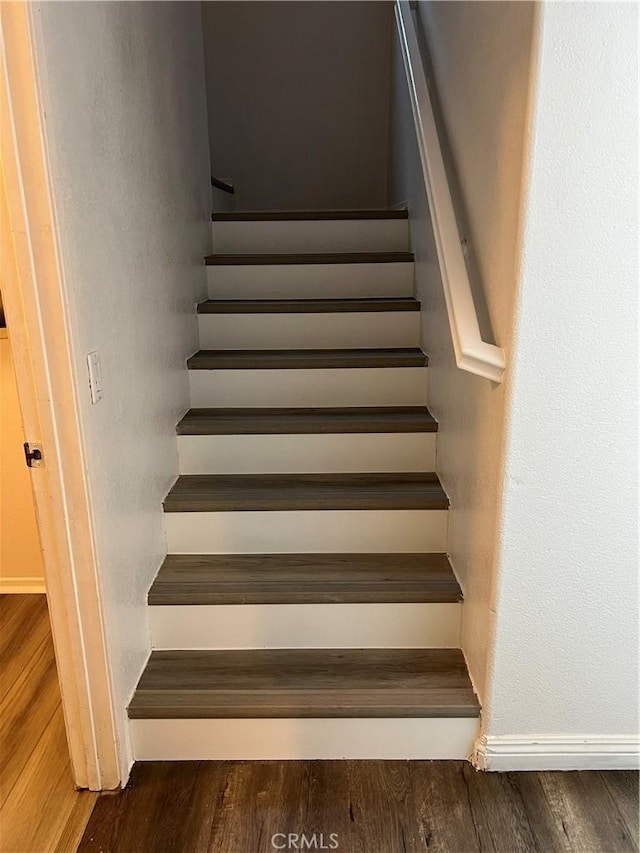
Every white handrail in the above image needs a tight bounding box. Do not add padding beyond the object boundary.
[394,0,506,383]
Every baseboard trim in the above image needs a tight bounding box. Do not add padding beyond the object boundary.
[472,733,640,771]
[0,576,46,594]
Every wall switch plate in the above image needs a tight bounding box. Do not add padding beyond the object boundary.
[87,350,103,404]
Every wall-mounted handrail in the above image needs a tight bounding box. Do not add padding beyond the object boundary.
[394,0,506,383]
[211,175,234,195]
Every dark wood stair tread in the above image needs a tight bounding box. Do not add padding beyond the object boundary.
[205,252,414,265]
[163,473,448,512]
[127,648,479,719]
[187,348,428,370]
[176,406,437,435]
[148,553,461,605]
[212,209,408,221]
[197,297,420,314]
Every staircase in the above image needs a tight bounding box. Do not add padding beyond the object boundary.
[128,209,480,760]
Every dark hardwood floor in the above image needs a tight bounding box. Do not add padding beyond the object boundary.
[79,760,639,853]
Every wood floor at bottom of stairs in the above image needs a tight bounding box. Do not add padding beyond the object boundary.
[78,761,640,853]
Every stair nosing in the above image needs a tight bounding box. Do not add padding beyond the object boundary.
[176,406,437,436]
[128,648,480,720]
[148,553,462,605]
[197,297,420,315]
[162,472,449,513]
[186,348,428,370]
[212,209,409,222]
[205,251,414,266]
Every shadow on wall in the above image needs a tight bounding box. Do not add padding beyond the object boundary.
[201,1,395,211]
[388,0,536,703]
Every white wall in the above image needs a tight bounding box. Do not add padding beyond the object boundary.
[389,1,536,700]
[392,0,638,765]
[202,1,394,210]
[485,1,638,752]
[30,0,210,773]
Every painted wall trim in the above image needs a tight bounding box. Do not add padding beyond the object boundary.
[394,0,506,384]
[0,2,121,789]
[0,577,47,594]
[473,734,640,771]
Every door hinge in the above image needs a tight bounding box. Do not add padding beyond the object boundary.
[23,442,44,468]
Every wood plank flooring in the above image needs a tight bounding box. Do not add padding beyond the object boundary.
[78,760,639,853]
[212,210,409,221]
[205,252,414,265]
[127,648,479,720]
[148,553,462,605]
[163,472,448,513]
[186,348,428,370]
[0,594,97,853]
[197,297,420,314]
[176,406,438,435]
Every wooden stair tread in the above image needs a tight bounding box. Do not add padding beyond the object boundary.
[128,648,480,719]
[148,553,461,605]
[163,473,448,512]
[187,348,428,370]
[176,406,437,435]
[212,209,408,221]
[205,252,414,265]
[197,297,420,314]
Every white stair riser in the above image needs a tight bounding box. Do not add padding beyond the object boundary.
[131,717,479,760]
[198,311,420,350]
[150,603,461,650]
[164,509,448,554]
[207,262,414,300]
[189,367,428,408]
[212,219,409,253]
[177,433,436,474]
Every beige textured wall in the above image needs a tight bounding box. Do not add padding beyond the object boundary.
[389,1,536,701]
[0,332,45,585]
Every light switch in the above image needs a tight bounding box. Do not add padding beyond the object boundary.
[87,350,103,404]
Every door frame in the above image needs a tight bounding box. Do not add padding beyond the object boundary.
[0,2,120,789]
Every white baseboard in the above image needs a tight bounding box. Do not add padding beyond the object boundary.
[473,733,640,771]
[0,576,46,594]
